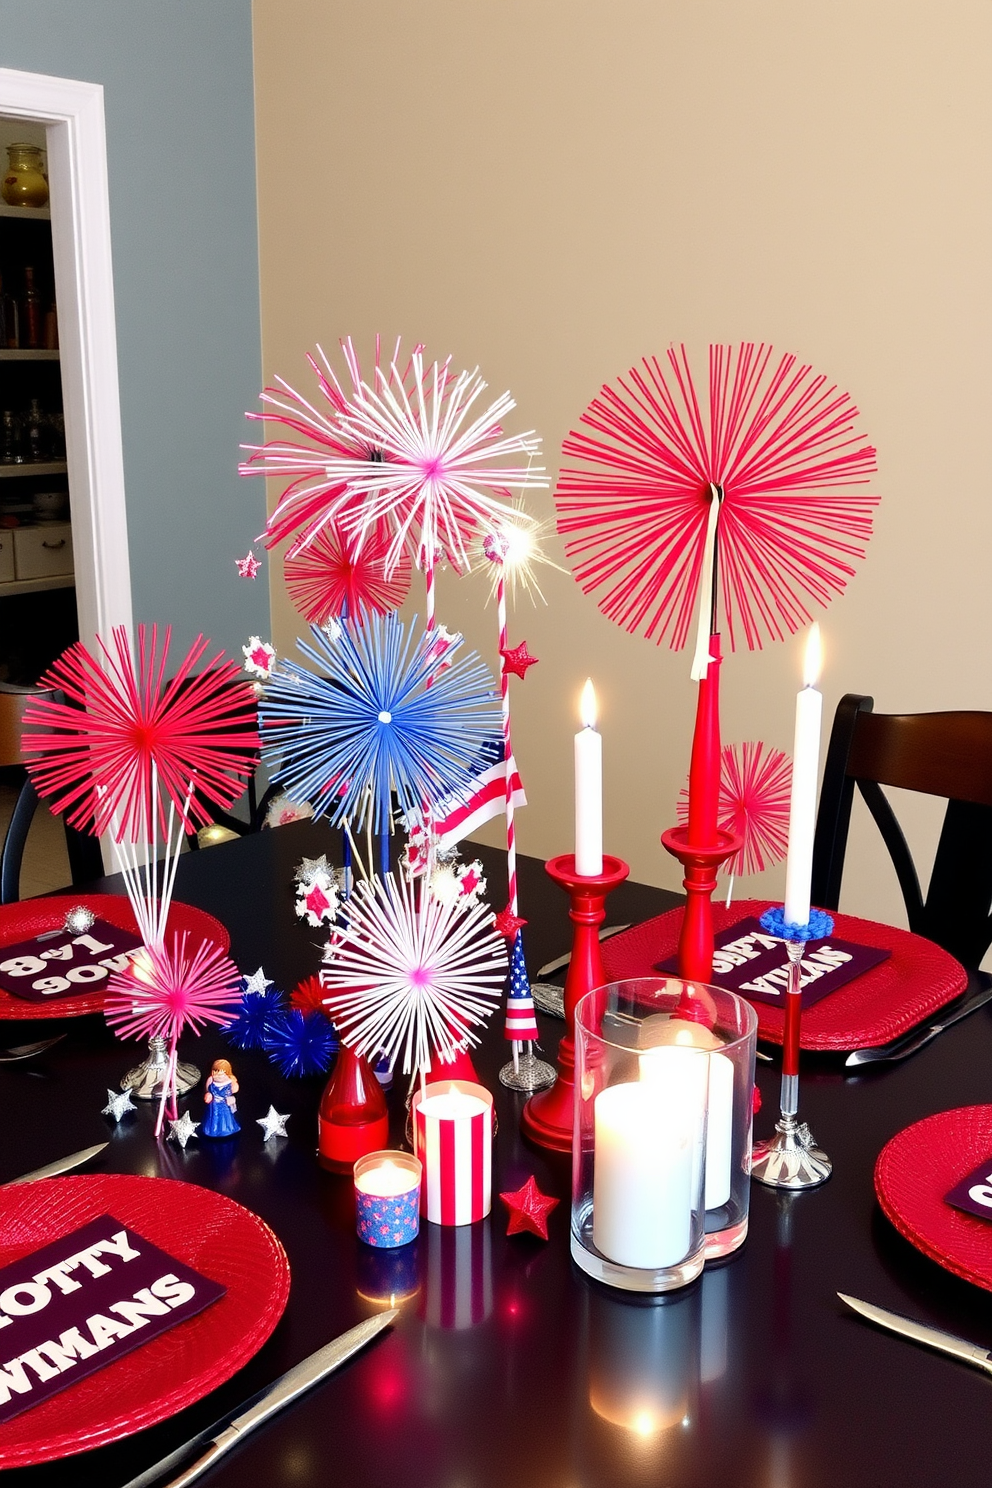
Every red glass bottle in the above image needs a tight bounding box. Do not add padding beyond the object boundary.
[318,1044,389,1173]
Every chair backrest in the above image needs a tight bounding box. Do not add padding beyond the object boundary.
[811,693,992,968]
[0,683,104,903]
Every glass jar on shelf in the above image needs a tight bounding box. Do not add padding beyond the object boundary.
[1,144,49,209]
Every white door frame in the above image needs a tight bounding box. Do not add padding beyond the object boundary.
[0,67,131,649]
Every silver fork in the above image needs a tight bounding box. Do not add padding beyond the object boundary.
[0,1035,66,1062]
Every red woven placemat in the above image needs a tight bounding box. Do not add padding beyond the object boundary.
[0,1174,290,1467]
[600,899,967,1050]
[0,895,231,1019]
[875,1106,992,1292]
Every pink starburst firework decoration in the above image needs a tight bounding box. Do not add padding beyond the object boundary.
[105,934,242,1045]
[555,343,878,651]
[22,624,259,840]
[241,338,421,557]
[320,871,507,1077]
[284,520,411,625]
[678,740,792,879]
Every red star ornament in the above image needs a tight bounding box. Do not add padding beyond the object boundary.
[236,550,261,579]
[500,1175,559,1240]
[493,905,527,938]
[500,641,539,680]
[305,882,331,918]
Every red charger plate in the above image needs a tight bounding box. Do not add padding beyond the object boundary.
[0,1173,290,1467]
[875,1105,992,1293]
[0,895,230,1019]
[600,898,968,1051]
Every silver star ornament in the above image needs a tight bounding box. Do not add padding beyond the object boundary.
[295,855,331,885]
[167,1111,200,1148]
[242,966,274,996]
[102,1087,136,1122]
[257,1105,290,1141]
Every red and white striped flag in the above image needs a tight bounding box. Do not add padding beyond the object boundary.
[435,751,526,852]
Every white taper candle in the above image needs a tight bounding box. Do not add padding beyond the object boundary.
[575,678,603,876]
[783,624,824,928]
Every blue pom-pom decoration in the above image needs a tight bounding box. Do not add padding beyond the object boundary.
[759,906,835,943]
[223,986,285,1051]
[263,1008,338,1078]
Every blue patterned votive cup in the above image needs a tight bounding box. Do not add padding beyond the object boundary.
[354,1150,422,1249]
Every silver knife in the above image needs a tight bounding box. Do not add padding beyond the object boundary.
[838,1293,992,1375]
[845,978,992,1067]
[536,924,631,980]
[122,1310,398,1488]
[4,1142,108,1186]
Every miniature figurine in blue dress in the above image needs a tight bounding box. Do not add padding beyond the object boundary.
[202,1058,240,1137]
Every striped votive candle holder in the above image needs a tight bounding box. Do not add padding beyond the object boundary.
[412,1080,493,1226]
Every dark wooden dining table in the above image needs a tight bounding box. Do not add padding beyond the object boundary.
[3,817,992,1488]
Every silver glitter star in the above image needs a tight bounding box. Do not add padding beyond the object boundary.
[102,1088,136,1122]
[64,905,96,934]
[256,1105,290,1141]
[167,1111,200,1148]
[295,855,331,885]
[242,966,274,996]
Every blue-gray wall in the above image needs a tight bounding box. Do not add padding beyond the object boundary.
[0,0,267,656]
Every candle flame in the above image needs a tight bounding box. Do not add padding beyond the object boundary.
[580,678,597,729]
[802,623,822,689]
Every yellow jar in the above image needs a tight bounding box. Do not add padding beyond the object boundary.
[1,144,49,209]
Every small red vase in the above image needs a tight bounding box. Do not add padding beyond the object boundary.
[318,1044,390,1173]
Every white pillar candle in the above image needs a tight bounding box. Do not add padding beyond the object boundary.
[783,623,824,928]
[593,1048,708,1270]
[575,678,603,876]
[640,1021,734,1212]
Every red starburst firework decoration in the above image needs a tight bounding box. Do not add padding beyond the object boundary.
[104,934,243,1044]
[554,343,878,651]
[678,740,792,878]
[284,520,412,625]
[290,974,334,1021]
[22,624,259,841]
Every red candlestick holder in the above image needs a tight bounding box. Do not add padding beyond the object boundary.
[520,852,629,1153]
[660,825,741,985]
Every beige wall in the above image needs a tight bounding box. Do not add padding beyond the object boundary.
[252,0,992,933]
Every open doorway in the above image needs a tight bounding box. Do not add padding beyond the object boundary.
[0,67,131,891]
[0,67,131,653]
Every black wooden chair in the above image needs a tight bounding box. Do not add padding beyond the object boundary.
[0,682,104,903]
[811,694,992,969]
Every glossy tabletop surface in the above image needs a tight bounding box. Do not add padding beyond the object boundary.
[3,819,992,1488]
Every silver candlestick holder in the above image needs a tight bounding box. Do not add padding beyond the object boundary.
[750,908,833,1191]
[121,1036,200,1102]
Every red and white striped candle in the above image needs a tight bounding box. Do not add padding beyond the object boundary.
[413,1080,493,1225]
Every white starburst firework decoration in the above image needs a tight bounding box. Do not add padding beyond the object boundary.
[327,351,546,581]
[320,871,507,1077]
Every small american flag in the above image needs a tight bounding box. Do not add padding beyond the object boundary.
[504,931,538,1041]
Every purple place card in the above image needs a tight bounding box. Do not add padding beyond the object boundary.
[0,1213,225,1424]
[0,919,143,1002]
[655,916,891,1009]
[945,1160,992,1222]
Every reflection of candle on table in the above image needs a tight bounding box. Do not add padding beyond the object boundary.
[413,1081,493,1226]
[354,1150,422,1249]
[592,1048,707,1270]
[784,624,823,928]
[640,1019,734,1211]
[575,679,603,876]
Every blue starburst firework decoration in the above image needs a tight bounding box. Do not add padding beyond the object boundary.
[259,610,500,831]
[223,985,285,1051]
[263,1008,338,1078]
